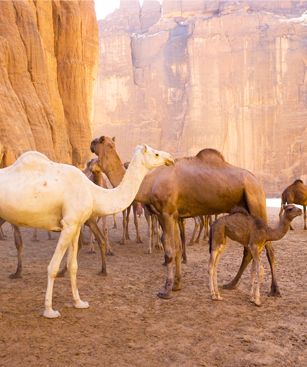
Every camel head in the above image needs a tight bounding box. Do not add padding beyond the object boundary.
[87,158,102,175]
[90,136,118,172]
[133,144,174,170]
[282,204,302,222]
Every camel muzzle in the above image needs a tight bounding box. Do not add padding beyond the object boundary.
[165,158,175,166]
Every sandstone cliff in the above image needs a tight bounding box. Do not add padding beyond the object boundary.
[0,0,98,167]
[94,0,307,195]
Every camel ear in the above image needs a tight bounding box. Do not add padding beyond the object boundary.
[143,144,148,153]
[112,137,115,142]
[99,136,105,143]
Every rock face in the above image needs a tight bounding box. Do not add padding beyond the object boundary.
[0,0,98,167]
[94,0,307,195]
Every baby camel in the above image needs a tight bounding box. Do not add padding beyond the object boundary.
[208,205,302,306]
[0,145,173,318]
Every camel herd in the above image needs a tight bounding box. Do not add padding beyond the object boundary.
[0,137,306,318]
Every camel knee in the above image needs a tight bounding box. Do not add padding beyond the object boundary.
[68,263,78,276]
[164,253,173,265]
[47,265,59,279]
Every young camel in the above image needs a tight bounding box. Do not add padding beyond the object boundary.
[279,179,307,230]
[209,205,302,306]
[0,145,173,318]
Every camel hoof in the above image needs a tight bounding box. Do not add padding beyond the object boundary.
[211,293,223,301]
[31,238,39,242]
[43,309,61,318]
[98,270,107,276]
[157,290,172,300]
[74,300,89,309]
[147,249,152,254]
[268,288,282,297]
[182,258,187,265]
[136,238,143,244]
[106,250,114,256]
[9,273,22,279]
[172,283,182,292]
[250,298,261,307]
[222,282,237,290]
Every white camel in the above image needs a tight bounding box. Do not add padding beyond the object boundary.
[0,145,174,318]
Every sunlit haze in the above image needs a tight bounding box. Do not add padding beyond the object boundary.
[95,0,163,20]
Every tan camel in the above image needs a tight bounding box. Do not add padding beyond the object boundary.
[91,137,280,300]
[0,146,173,318]
[279,179,307,230]
[209,205,302,305]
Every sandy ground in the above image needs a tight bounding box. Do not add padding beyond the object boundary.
[0,207,306,367]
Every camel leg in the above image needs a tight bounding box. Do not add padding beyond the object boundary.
[157,213,175,299]
[153,215,163,250]
[208,248,218,299]
[47,231,53,240]
[0,219,6,240]
[173,226,182,291]
[249,244,261,306]
[112,214,117,229]
[133,205,142,243]
[125,206,131,240]
[188,218,198,246]
[195,216,204,243]
[223,247,252,289]
[44,222,78,318]
[147,214,152,254]
[178,218,187,264]
[203,215,209,240]
[120,209,127,244]
[31,228,39,242]
[304,205,306,230]
[265,242,281,297]
[9,225,23,279]
[101,216,113,256]
[86,219,107,275]
[212,245,225,300]
[67,228,89,310]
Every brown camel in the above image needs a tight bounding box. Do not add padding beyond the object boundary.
[279,179,307,230]
[91,136,281,300]
[90,137,132,245]
[209,205,302,305]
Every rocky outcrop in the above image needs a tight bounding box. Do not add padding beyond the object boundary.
[94,0,307,195]
[0,0,98,167]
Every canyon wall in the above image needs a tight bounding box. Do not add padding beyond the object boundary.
[94,0,307,195]
[0,0,98,167]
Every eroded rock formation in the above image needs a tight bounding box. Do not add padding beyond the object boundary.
[94,0,307,195]
[0,0,98,167]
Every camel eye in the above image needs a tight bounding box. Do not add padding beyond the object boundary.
[155,153,159,157]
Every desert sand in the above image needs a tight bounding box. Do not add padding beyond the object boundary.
[0,207,306,366]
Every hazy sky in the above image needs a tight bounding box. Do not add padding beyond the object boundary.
[94,0,162,20]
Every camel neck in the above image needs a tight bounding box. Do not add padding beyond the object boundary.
[267,217,290,241]
[91,155,148,216]
[101,154,125,187]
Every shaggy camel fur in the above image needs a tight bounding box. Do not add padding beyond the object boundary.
[0,146,173,318]
[279,179,307,230]
[209,205,302,305]
[91,137,280,300]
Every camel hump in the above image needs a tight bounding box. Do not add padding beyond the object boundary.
[196,148,225,162]
[293,179,304,185]
[12,151,51,170]
[229,206,249,216]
